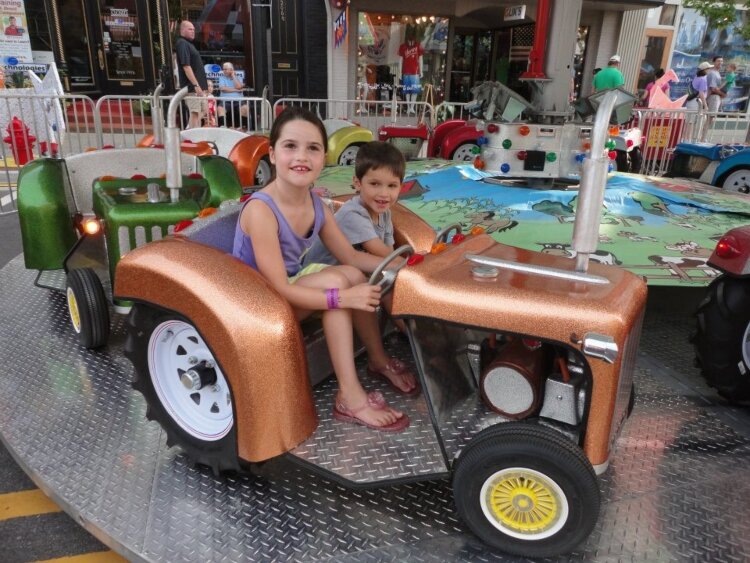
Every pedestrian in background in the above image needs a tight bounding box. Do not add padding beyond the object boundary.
[175,20,208,129]
[593,55,625,92]
[706,56,726,113]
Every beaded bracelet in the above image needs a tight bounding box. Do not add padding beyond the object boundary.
[325,288,340,310]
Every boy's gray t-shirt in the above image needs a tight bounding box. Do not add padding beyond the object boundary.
[303,195,394,266]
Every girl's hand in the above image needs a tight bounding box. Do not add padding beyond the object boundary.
[339,283,381,312]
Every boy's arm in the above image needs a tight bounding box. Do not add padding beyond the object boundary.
[361,237,394,257]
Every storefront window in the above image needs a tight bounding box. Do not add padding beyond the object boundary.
[60,0,94,86]
[450,30,492,102]
[357,12,449,106]
[98,0,145,82]
[170,0,253,91]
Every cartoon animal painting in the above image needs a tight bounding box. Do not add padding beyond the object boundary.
[629,191,673,216]
[665,240,713,258]
[647,255,718,279]
[618,231,658,242]
[537,243,622,265]
[465,211,518,234]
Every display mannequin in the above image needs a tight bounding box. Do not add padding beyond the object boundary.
[398,34,424,115]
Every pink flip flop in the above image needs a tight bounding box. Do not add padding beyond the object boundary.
[367,358,421,396]
[333,391,410,432]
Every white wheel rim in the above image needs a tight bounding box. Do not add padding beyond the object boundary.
[742,320,750,368]
[148,320,233,441]
[66,287,82,334]
[339,146,359,166]
[479,467,569,541]
[722,170,750,194]
[255,159,271,186]
[453,143,477,162]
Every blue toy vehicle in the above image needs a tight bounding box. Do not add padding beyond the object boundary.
[669,142,750,193]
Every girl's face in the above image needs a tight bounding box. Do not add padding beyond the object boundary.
[269,119,326,188]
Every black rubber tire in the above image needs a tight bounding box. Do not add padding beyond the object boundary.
[627,383,636,417]
[66,268,110,349]
[694,275,750,404]
[629,147,642,174]
[615,150,630,173]
[453,423,600,558]
[124,304,241,474]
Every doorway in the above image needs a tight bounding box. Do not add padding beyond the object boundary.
[637,29,673,92]
[60,0,156,95]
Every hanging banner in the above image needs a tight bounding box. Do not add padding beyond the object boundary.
[0,0,33,65]
[334,9,347,49]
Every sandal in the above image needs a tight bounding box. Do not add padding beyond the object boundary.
[367,358,420,396]
[333,391,410,432]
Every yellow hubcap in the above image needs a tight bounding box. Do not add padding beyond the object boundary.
[67,288,82,333]
[482,469,565,538]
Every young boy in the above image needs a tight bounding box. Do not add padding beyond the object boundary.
[304,140,413,345]
[722,63,737,94]
[304,141,405,267]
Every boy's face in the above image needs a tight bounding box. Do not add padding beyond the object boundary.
[354,166,402,219]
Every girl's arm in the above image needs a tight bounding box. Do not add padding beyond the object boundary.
[319,206,384,273]
[242,201,378,311]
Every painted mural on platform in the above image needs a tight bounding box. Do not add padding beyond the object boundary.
[316,160,750,287]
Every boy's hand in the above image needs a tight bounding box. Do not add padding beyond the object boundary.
[340,283,381,312]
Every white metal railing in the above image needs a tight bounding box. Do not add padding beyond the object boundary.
[95,94,273,149]
[634,107,750,176]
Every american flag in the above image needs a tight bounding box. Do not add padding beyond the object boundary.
[510,25,534,62]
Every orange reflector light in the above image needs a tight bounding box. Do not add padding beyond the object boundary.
[174,220,194,233]
[715,235,741,259]
[430,242,447,254]
[470,226,485,236]
[473,157,485,170]
[98,175,118,181]
[518,125,530,136]
[407,254,425,266]
[82,219,100,236]
[85,147,97,152]
[198,207,217,218]
[582,142,591,151]
[451,233,466,244]
[609,126,620,136]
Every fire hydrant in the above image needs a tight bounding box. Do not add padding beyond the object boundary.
[4,117,36,165]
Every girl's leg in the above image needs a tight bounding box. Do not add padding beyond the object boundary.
[336,266,417,393]
[294,268,404,426]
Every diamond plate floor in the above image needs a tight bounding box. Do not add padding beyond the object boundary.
[1,256,749,562]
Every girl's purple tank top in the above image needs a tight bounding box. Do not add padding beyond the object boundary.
[232,191,326,276]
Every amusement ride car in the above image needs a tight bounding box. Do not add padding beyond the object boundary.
[111,89,646,558]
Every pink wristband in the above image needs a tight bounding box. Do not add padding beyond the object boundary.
[326,288,340,310]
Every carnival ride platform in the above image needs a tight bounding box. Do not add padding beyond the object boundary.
[1,256,750,562]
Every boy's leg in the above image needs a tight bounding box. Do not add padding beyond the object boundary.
[293,267,404,426]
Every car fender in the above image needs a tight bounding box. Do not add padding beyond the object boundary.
[439,123,482,159]
[114,237,318,462]
[17,158,78,270]
[428,120,466,157]
[228,134,270,187]
[326,126,373,167]
[198,155,243,206]
[713,148,750,186]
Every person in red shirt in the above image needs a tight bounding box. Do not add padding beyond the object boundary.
[4,16,22,36]
[398,33,424,115]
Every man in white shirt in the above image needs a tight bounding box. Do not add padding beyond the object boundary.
[706,56,726,113]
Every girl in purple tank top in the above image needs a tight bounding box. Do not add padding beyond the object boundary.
[232,108,415,432]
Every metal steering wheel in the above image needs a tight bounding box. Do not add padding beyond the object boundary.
[368,245,414,295]
[433,223,463,245]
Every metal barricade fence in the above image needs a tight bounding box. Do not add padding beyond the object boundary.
[633,107,750,176]
[96,94,273,149]
[0,92,96,214]
[273,98,437,139]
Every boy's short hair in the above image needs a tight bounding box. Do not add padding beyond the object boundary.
[354,141,406,181]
